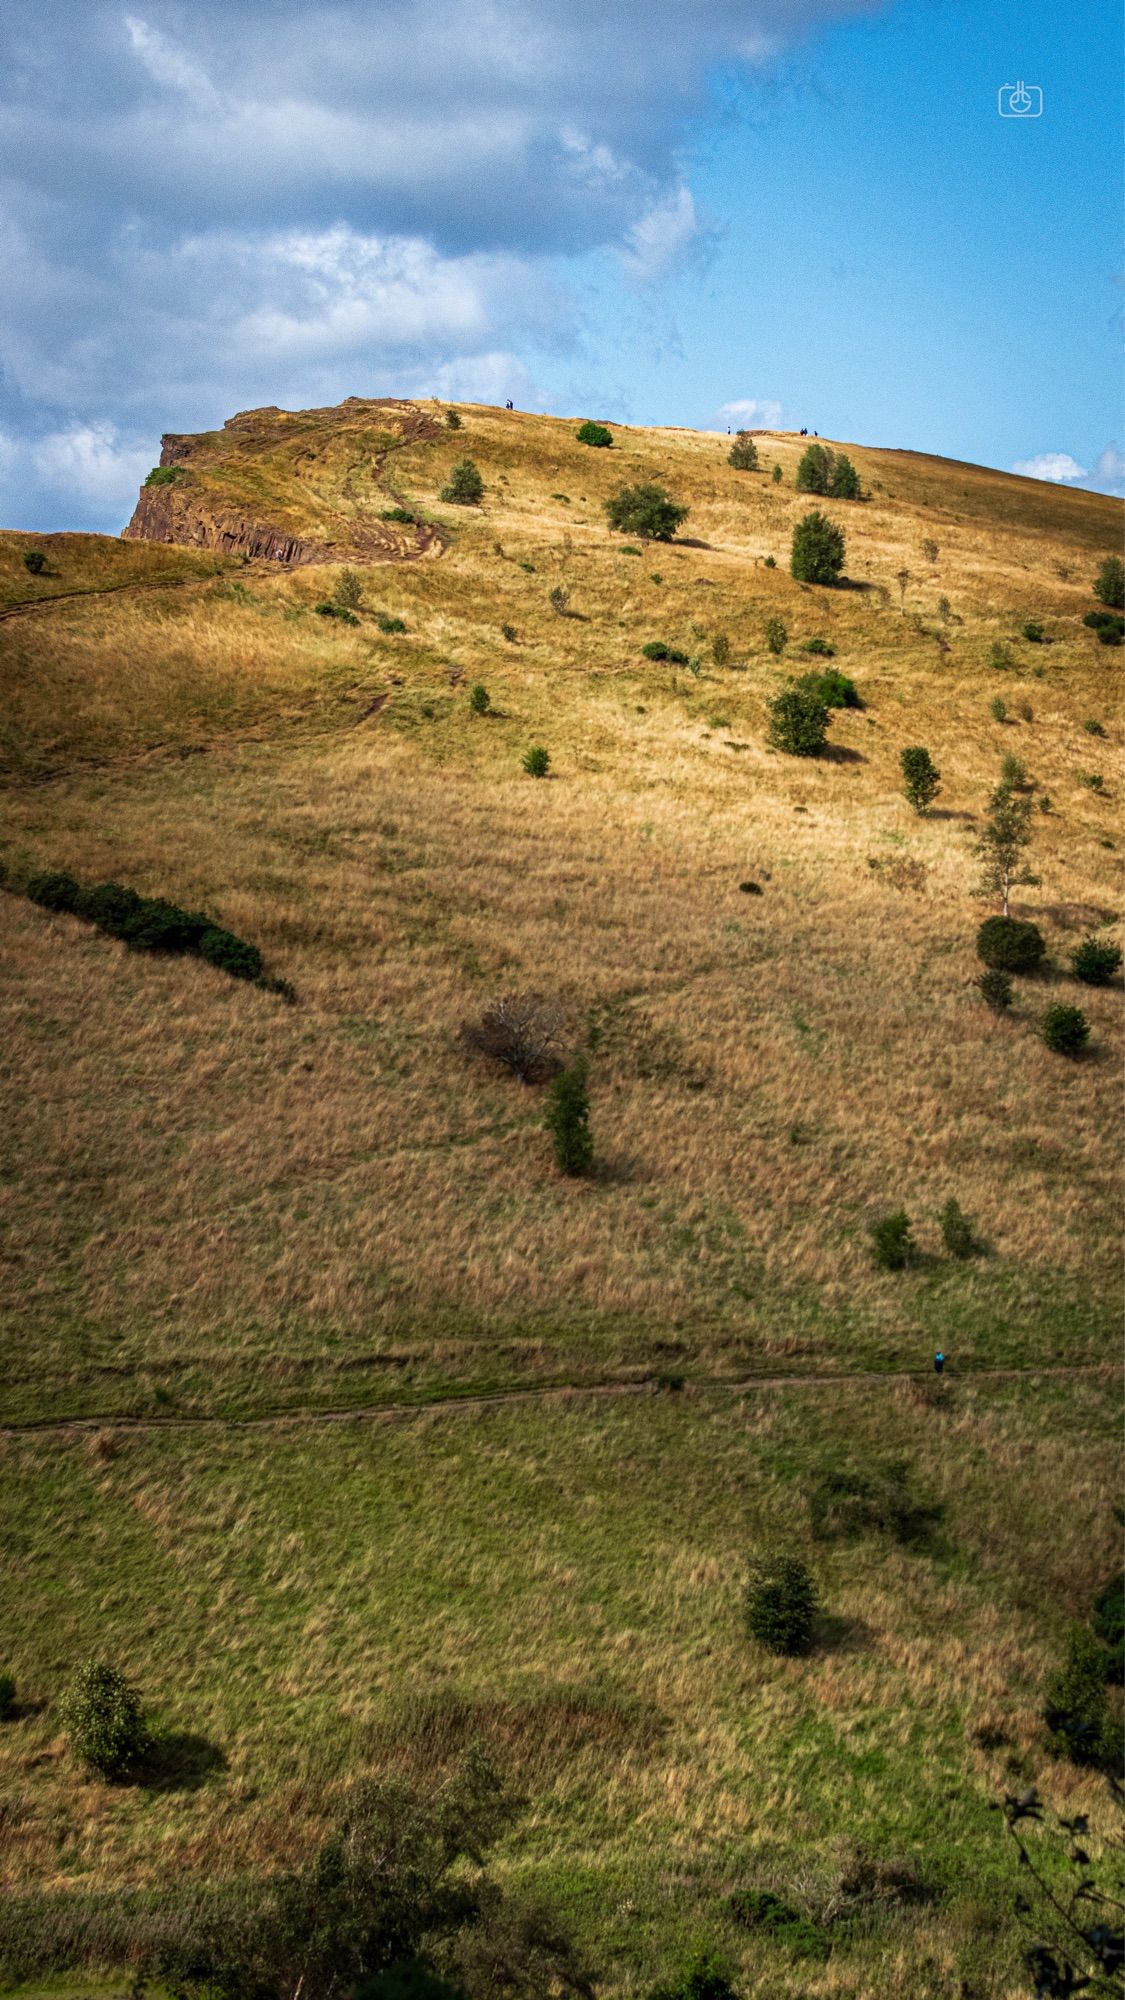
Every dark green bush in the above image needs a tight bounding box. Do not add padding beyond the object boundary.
[808,1459,941,1547]
[468,683,491,715]
[522,746,550,777]
[376,614,407,634]
[1094,1573,1124,1685]
[975,967,1013,1011]
[576,421,612,447]
[26,872,81,913]
[1022,619,1044,642]
[830,453,861,500]
[440,459,483,505]
[648,1949,741,2000]
[445,408,462,429]
[545,1059,593,1176]
[1093,555,1125,609]
[1070,936,1121,985]
[767,685,829,757]
[380,507,415,524]
[790,509,846,586]
[1083,718,1106,735]
[641,640,689,664]
[143,466,183,488]
[122,898,211,954]
[765,615,787,655]
[726,1889,828,1959]
[0,1673,15,1720]
[604,483,688,542]
[1044,1625,1114,1766]
[801,635,835,656]
[797,667,859,709]
[314,601,359,625]
[1083,610,1124,645]
[74,882,144,938]
[869,1210,915,1270]
[939,1196,976,1259]
[744,1552,819,1655]
[59,1661,148,1777]
[22,549,47,574]
[1041,1004,1089,1056]
[771,466,782,486]
[901,745,940,814]
[976,916,1045,974]
[198,928,263,982]
[795,444,834,495]
[999,751,1028,791]
[728,432,759,471]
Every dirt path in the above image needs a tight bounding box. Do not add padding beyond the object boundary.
[0,571,223,626]
[2,1361,1114,1442]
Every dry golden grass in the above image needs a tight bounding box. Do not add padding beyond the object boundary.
[0,403,1121,1423]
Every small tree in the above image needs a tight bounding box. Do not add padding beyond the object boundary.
[939,1196,976,1259]
[604,483,688,542]
[459,993,565,1082]
[728,432,759,471]
[765,616,787,656]
[830,453,861,500]
[771,464,783,484]
[901,746,941,814]
[523,745,550,777]
[1093,555,1125,609]
[972,783,1038,918]
[22,549,46,574]
[545,1058,593,1176]
[335,568,362,611]
[1070,937,1121,986]
[59,1661,148,1776]
[869,1211,915,1270]
[767,685,829,757]
[1044,1625,1114,1765]
[468,683,490,715]
[548,584,570,616]
[445,408,462,429]
[441,459,483,505]
[790,510,846,586]
[795,444,834,495]
[976,967,1013,1012]
[744,1553,819,1655]
[1042,1004,1090,1057]
[576,421,612,447]
[711,632,731,667]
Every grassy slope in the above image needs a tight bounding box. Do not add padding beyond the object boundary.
[0,403,1121,1992]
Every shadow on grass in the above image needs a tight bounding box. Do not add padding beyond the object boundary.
[137,1731,228,1794]
[821,743,867,765]
[814,1612,875,1655]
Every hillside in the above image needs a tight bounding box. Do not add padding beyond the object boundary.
[0,400,1121,1997]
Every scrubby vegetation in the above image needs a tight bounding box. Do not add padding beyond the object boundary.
[577,421,613,448]
[767,683,829,756]
[744,1553,820,1655]
[790,508,846,584]
[604,483,688,541]
[23,871,266,984]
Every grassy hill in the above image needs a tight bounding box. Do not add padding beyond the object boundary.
[0,400,1120,1996]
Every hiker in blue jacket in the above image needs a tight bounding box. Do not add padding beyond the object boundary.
[934,1350,945,1375]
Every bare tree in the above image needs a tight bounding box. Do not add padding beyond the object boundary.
[459,993,567,1083]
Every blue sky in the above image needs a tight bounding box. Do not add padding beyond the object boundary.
[0,0,1120,530]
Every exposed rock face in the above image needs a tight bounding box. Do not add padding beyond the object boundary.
[122,398,448,568]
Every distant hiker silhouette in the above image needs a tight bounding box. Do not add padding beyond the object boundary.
[934,1350,945,1375]
[800,427,808,436]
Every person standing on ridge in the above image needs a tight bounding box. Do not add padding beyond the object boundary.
[934,1350,945,1375]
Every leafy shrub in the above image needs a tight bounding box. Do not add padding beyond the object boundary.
[976,916,1045,974]
[711,632,731,667]
[976,967,1013,1011]
[901,745,941,814]
[989,640,1014,670]
[771,465,782,485]
[744,1552,819,1655]
[1078,770,1105,791]
[143,466,183,488]
[801,635,835,656]
[1083,610,1124,645]
[939,1196,976,1259]
[763,553,777,566]
[335,568,362,610]
[1041,1004,1089,1057]
[797,667,859,709]
[122,898,211,954]
[795,443,834,495]
[26,871,81,913]
[808,1459,941,1547]
[1094,1573,1124,1685]
[618,545,642,556]
[728,432,759,470]
[1044,1625,1114,1766]
[22,549,46,573]
[522,745,550,777]
[641,640,689,664]
[1000,752,1028,791]
[764,616,787,655]
[830,453,861,500]
[0,1673,15,1720]
[59,1661,148,1776]
[314,601,359,625]
[648,1949,741,2000]
[869,1210,915,1270]
[604,483,689,542]
[198,928,263,982]
[440,459,483,504]
[445,408,462,429]
[376,614,407,634]
[468,683,491,715]
[576,420,612,447]
[1070,936,1121,985]
[459,992,565,1082]
[500,623,517,643]
[545,1059,593,1176]
[790,509,846,585]
[548,585,570,616]
[381,507,415,524]
[767,685,829,757]
[725,1891,827,1959]
[1093,555,1125,608]
[75,882,143,938]
[1022,619,1044,642]
[990,696,1008,723]
[1083,718,1106,736]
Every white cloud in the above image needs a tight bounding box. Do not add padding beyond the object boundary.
[621,187,702,281]
[32,421,153,509]
[1088,442,1125,497]
[124,16,222,108]
[719,397,783,429]
[1010,452,1088,484]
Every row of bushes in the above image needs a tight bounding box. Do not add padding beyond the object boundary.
[24,873,274,988]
